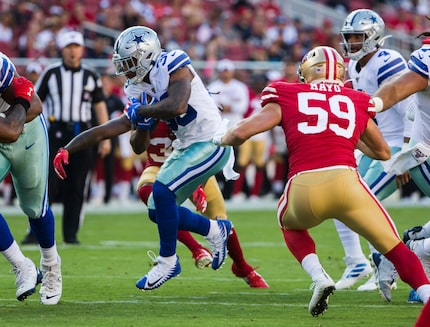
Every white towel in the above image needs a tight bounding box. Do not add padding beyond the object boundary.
[223,148,239,181]
[383,142,430,175]
[213,118,239,180]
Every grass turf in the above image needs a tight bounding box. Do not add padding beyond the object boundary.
[0,205,427,326]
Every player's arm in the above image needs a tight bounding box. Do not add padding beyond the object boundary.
[131,67,193,120]
[54,114,131,180]
[216,102,282,146]
[0,76,37,142]
[373,70,427,112]
[357,118,391,161]
[129,119,159,155]
[64,114,130,154]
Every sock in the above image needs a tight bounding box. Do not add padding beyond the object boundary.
[152,181,179,257]
[177,206,210,236]
[282,228,315,263]
[0,213,14,251]
[227,228,252,274]
[384,242,429,290]
[40,245,59,266]
[334,219,366,260]
[415,300,430,327]
[301,253,326,281]
[177,230,202,252]
[29,206,55,248]
[138,184,152,205]
[2,241,26,266]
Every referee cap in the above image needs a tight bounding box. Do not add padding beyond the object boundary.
[26,61,43,74]
[57,31,84,49]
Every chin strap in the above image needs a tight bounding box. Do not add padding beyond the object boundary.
[377,35,392,48]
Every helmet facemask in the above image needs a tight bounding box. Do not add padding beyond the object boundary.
[112,26,162,84]
[340,9,388,61]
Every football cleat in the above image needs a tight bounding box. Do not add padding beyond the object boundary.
[373,252,398,302]
[335,256,372,290]
[14,257,43,301]
[407,288,423,304]
[407,239,430,279]
[136,253,181,291]
[309,272,336,317]
[231,263,269,288]
[403,226,428,243]
[205,220,232,270]
[357,274,377,291]
[40,256,62,305]
[192,247,212,269]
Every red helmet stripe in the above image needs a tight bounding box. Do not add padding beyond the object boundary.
[322,47,337,81]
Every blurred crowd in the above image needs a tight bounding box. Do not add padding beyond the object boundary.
[0,0,429,206]
[0,0,427,77]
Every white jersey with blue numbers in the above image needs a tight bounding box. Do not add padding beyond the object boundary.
[348,48,412,148]
[0,52,15,113]
[125,49,222,150]
[408,43,430,146]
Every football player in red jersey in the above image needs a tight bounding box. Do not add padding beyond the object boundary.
[53,105,268,288]
[214,45,430,319]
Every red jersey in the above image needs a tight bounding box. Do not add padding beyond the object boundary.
[261,81,376,179]
[145,121,175,168]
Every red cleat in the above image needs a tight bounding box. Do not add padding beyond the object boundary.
[232,263,269,288]
[192,247,212,269]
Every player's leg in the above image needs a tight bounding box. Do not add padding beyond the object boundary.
[136,143,232,290]
[202,175,268,287]
[339,169,430,303]
[410,160,430,197]
[279,171,337,316]
[0,149,41,302]
[333,155,374,290]
[136,165,212,268]
[10,116,62,304]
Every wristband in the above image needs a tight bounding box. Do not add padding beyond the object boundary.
[213,135,225,147]
[372,96,384,113]
[13,97,30,113]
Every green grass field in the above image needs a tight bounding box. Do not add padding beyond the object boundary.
[0,205,428,326]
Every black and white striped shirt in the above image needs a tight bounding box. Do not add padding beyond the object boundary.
[35,62,105,123]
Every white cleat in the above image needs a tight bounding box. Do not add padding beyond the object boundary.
[357,274,377,291]
[40,256,62,305]
[14,257,42,301]
[309,271,335,316]
[335,256,372,290]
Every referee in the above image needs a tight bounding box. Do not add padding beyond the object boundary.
[32,30,110,244]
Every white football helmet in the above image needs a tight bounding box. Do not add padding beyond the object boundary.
[340,9,388,61]
[112,26,162,84]
[298,46,345,84]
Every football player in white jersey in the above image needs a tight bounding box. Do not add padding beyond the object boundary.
[112,26,237,290]
[373,21,430,309]
[334,9,415,300]
[0,52,62,304]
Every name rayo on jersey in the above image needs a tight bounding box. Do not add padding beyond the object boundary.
[309,83,341,92]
